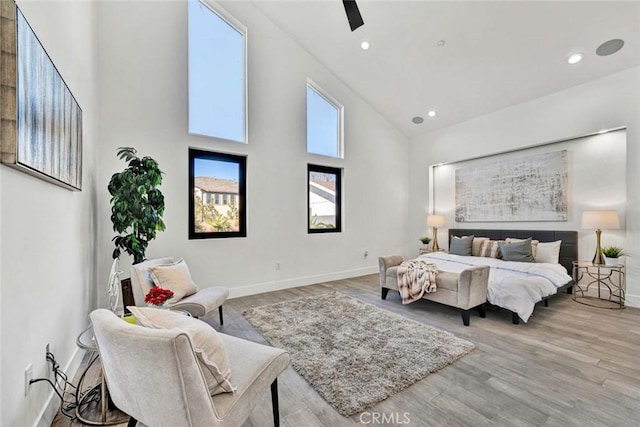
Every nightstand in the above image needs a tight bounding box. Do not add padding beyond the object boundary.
[572,261,625,309]
[419,247,446,255]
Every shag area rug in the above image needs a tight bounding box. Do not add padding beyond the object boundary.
[243,291,475,416]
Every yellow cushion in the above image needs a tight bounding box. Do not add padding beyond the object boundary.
[122,315,137,325]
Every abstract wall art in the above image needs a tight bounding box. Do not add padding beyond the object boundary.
[455,150,568,222]
[1,2,82,190]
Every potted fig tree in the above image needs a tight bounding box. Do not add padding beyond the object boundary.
[107,147,165,312]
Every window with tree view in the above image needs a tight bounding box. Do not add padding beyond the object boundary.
[189,149,246,239]
[308,164,341,233]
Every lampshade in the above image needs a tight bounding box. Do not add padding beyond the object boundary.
[581,210,620,230]
[426,214,446,228]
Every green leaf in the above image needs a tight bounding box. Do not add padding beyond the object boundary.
[109,147,165,264]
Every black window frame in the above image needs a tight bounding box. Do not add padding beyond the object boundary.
[308,164,342,233]
[189,148,247,239]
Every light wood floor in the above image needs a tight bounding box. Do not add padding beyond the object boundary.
[52,274,640,426]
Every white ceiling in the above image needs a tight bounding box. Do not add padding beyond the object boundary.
[252,0,640,138]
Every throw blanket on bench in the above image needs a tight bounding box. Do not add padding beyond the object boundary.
[397,259,439,304]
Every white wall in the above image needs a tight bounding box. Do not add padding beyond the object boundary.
[96,0,409,307]
[0,1,99,426]
[431,130,627,257]
[409,67,640,306]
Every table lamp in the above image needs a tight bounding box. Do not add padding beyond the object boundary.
[427,214,446,251]
[581,210,620,265]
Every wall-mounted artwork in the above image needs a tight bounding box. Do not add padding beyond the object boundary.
[189,148,246,239]
[0,2,83,191]
[455,150,568,222]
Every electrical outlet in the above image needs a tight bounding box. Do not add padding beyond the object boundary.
[364,250,369,259]
[275,262,281,270]
[24,364,33,396]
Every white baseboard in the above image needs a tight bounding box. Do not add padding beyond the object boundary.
[625,293,640,308]
[228,266,379,299]
[34,347,85,427]
[113,267,378,309]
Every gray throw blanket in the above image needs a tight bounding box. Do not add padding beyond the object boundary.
[397,259,439,304]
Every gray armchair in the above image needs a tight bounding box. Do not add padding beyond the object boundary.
[130,257,228,324]
[90,309,290,427]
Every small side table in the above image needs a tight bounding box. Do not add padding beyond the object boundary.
[419,248,446,255]
[76,326,129,426]
[572,261,625,309]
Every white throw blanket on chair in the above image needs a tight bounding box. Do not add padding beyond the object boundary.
[396,259,439,304]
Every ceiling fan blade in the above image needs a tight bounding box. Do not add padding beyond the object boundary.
[342,0,364,32]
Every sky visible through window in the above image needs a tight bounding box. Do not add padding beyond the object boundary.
[189,0,244,142]
[194,158,239,181]
[307,85,340,157]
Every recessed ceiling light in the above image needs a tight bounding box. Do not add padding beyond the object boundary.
[566,52,583,65]
[436,40,445,47]
[360,40,370,50]
[597,39,624,56]
[427,110,437,117]
[412,116,424,124]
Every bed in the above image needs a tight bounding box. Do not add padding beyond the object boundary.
[424,229,576,323]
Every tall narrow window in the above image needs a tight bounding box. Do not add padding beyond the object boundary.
[189,0,247,143]
[308,164,342,233]
[307,81,343,158]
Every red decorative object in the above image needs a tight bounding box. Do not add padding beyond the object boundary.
[144,287,174,306]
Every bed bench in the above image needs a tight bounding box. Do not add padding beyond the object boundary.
[379,256,490,326]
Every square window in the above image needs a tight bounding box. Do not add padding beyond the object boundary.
[308,164,342,233]
[307,81,343,158]
[189,148,246,239]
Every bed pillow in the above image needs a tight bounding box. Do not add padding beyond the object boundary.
[480,240,503,259]
[535,240,562,264]
[506,238,539,258]
[449,235,474,256]
[147,258,199,304]
[499,238,534,262]
[472,237,489,257]
[128,306,236,395]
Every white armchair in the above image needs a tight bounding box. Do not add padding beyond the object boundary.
[130,257,229,324]
[90,309,290,427]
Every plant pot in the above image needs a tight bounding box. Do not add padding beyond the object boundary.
[604,256,619,267]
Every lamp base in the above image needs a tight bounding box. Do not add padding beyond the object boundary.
[592,229,605,265]
[592,252,605,265]
[432,227,439,251]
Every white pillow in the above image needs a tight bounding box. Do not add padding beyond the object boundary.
[147,258,199,304]
[506,238,540,258]
[128,306,235,395]
[534,240,562,264]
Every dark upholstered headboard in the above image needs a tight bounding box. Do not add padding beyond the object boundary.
[448,229,578,274]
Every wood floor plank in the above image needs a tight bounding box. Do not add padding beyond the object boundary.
[52,275,640,427]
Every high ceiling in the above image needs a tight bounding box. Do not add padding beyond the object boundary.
[252,0,640,137]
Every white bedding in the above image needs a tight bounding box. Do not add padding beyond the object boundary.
[418,252,572,322]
